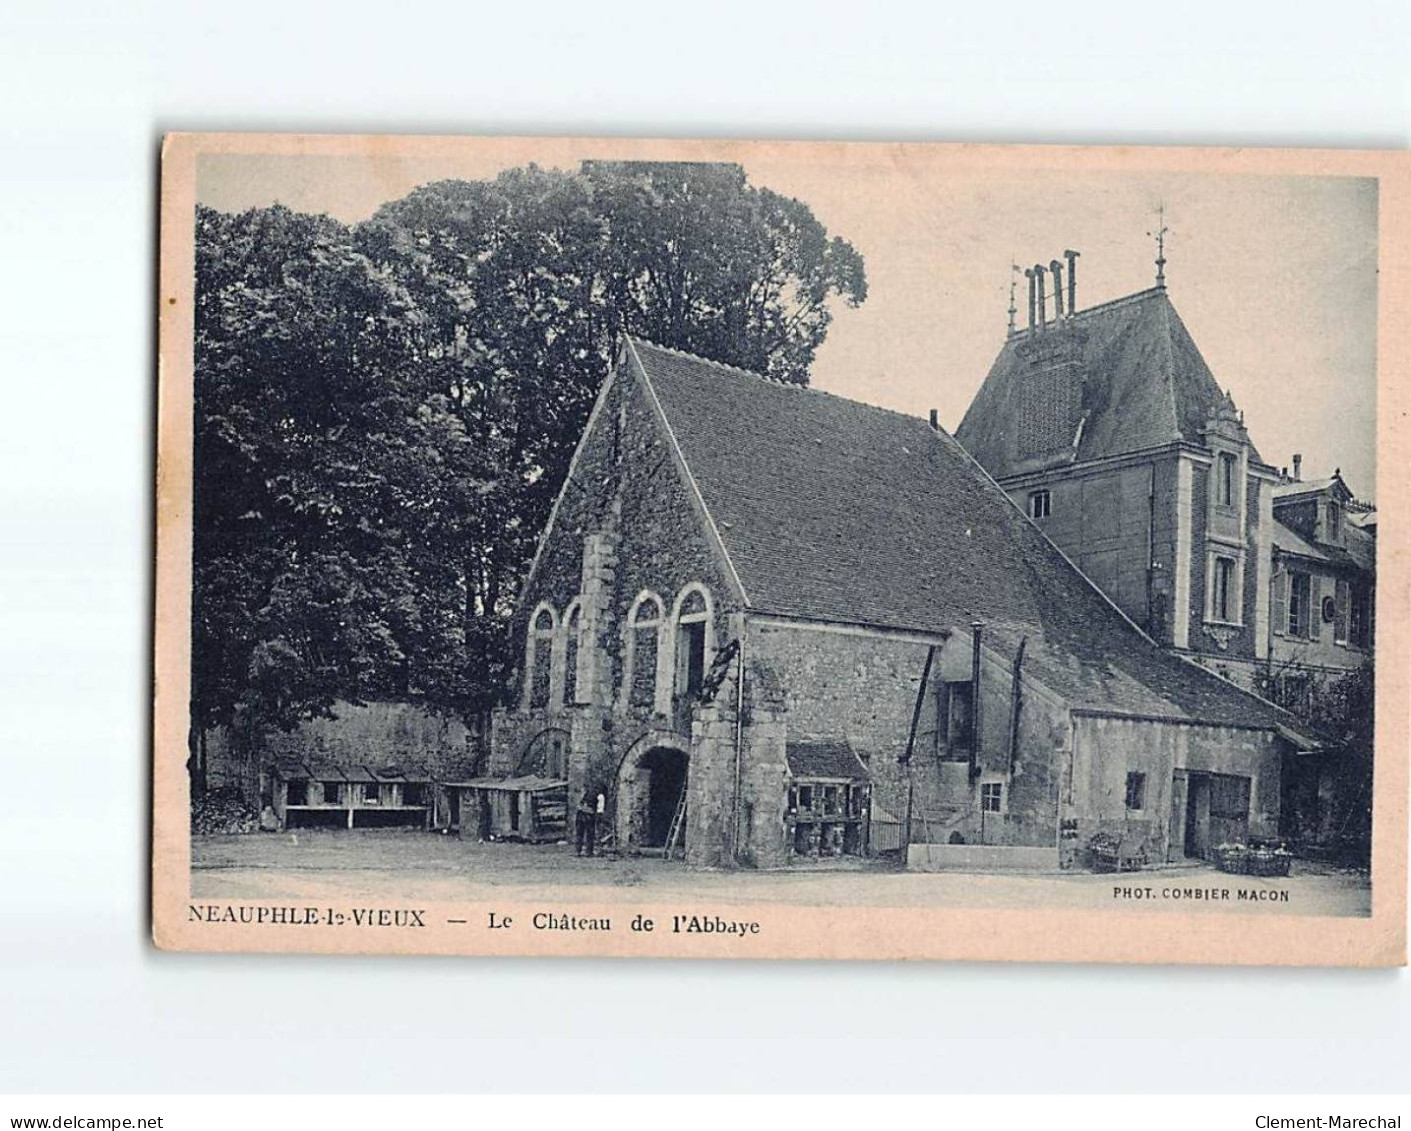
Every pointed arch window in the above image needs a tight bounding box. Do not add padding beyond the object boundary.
[626,593,664,710]
[525,604,557,710]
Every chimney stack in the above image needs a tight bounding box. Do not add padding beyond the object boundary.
[928,409,939,431]
[1025,268,1036,330]
[1034,264,1047,329]
[1064,249,1079,314]
[1292,454,1303,482]
[1050,260,1065,319]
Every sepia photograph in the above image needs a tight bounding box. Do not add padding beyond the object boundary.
[9,0,1411,1117]
[154,135,1407,964]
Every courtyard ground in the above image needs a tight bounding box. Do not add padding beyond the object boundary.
[190,829,1373,917]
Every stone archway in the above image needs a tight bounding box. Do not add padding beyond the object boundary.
[517,727,570,778]
[615,736,690,851]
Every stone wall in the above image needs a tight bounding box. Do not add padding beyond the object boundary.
[745,617,1068,853]
[1003,453,1181,643]
[1068,714,1284,863]
[510,360,739,718]
[202,700,479,800]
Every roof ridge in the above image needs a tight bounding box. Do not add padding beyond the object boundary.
[1154,286,1184,441]
[1006,286,1167,340]
[627,335,944,435]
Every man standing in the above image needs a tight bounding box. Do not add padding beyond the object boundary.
[575,788,598,857]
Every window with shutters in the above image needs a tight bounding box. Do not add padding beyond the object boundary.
[1333,579,1350,645]
[1287,572,1311,638]
[1350,585,1372,649]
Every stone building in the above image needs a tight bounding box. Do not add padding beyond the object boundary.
[956,256,1280,690]
[485,336,1316,869]
[1267,466,1376,703]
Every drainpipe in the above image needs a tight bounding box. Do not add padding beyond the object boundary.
[1147,462,1157,633]
[1006,637,1026,775]
[970,621,984,777]
[731,618,747,864]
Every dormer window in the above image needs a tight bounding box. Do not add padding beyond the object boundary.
[1217,452,1237,508]
[1028,489,1051,519]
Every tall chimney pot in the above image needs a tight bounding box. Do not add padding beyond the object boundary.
[928,409,939,431]
[1050,260,1065,319]
[1064,249,1079,314]
[1025,268,1036,330]
[1034,264,1047,329]
[1292,454,1303,482]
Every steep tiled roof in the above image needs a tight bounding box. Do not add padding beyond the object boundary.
[956,288,1263,478]
[786,741,870,780]
[628,338,1314,742]
[1271,523,1334,564]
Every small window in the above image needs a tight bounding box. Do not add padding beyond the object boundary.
[322,781,342,804]
[1288,571,1311,637]
[1327,502,1342,541]
[798,785,814,812]
[1125,772,1146,812]
[1028,489,1051,519]
[980,781,1003,813]
[362,782,380,805]
[1211,556,1236,623]
[1218,452,1237,508]
[286,780,308,805]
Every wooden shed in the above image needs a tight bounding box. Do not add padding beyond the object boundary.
[271,759,432,829]
[443,775,569,842]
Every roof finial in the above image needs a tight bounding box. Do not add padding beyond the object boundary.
[1148,202,1169,289]
[1006,260,1020,337]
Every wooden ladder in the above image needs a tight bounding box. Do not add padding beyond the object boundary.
[663,786,688,860]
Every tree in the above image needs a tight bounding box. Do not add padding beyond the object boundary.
[191,163,867,792]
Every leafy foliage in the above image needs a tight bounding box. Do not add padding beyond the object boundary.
[191,162,866,778]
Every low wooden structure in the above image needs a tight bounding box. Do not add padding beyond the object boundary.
[271,760,432,830]
[444,774,569,842]
[785,741,871,858]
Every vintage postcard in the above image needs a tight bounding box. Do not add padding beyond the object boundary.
[154,134,1408,964]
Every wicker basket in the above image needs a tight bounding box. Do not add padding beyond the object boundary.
[1214,845,1291,877]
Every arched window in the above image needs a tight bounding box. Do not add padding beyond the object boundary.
[626,593,664,710]
[672,585,714,700]
[562,603,581,706]
[525,604,557,710]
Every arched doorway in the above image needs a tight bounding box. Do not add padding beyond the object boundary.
[616,740,689,850]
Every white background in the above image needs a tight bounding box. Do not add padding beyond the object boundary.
[1,0,1408,1095]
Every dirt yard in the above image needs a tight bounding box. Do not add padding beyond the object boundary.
[189,830,1373,917]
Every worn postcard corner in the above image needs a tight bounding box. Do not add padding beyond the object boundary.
[154,134,1409,965]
